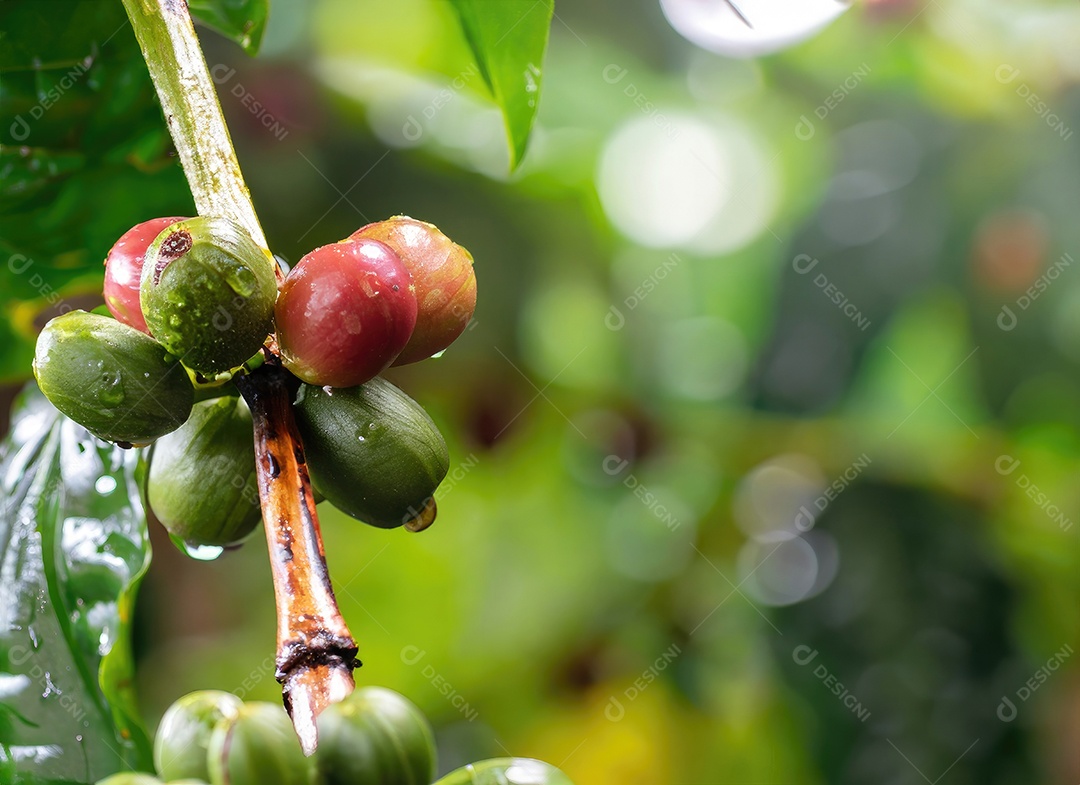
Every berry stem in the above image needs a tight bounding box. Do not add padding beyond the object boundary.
[234,362,360,756]
[121,0,267,249]
[121,0,354,750]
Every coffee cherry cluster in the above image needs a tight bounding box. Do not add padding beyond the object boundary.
[276,217,476,386]
[94,688,573,785]
[33,215,476,547]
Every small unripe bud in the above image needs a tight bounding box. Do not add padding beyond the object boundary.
[33,311,193,445]
[94,774,163,785]
[154,691,243,783]
[207,702,313,785]
[351,216,476,365]
[148,396,261,548]
[432,759,575,785]
[316,687,436,785]
[140,216,277,375]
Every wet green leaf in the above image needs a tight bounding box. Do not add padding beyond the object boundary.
[0,2,130,73]
[0,385,153,784]
[0,0,192,385]
[189,0,270,56]
[448,0,553,168]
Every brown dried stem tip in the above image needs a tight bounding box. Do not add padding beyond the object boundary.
[235,360,360,756]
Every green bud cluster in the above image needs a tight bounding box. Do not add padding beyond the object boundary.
[95,689,574,785]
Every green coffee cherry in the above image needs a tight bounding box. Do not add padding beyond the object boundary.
[140,216,277,375]
[315,687,436,785]
[207,702,313,785]
[293,378,449,530]
[148,396,261,548]
[432,759,575,785]
[94,774,164,785]
[33,310,193,445]
[154,690,242,783]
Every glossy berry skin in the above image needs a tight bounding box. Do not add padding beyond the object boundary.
[140,216,278,375]
[315,687,437,785]
[276,238,417,388]
[94,775,164,785]
[207,702,313,785]
[33,310,193,445]
[352,216,476,365]
[294,378,449,530]
[154,690,242,782]
[432,759,575,785]
[148,396,261,548]
[104,217,188,334]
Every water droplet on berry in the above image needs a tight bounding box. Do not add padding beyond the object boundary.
[181,541,224,561]
[98,372,125,406]
[226,266,257,297]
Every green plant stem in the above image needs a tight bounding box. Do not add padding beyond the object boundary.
[121,0,266,249]
[121,0,358,755]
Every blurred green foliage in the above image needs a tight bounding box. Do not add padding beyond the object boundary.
[6,0,1080,783]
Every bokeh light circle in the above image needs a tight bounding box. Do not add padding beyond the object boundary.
[597,113,779,254]
[660,0,849,58]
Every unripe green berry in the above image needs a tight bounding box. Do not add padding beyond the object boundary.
[207,702,313,785]
[432,759,575,785]
[140,216,277,375]
[154,690,242,783]
[293,378,449,530]
[33,311,194,445]
[315,687,436,785]
[148,396,261,548]
[94,774,163,785]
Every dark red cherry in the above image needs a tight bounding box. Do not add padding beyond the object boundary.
[103,216,188,334]
[275,238,418,388]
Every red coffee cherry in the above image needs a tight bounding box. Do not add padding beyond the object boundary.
[103,216,189,334]
[351,216,476,365]
[275,238,418,388]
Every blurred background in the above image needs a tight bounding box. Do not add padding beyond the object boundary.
[6,0,1080,781]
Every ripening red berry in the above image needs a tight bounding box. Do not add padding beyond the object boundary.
[104,216,188,334]
[351,216,476,365]
[275,238,418,388]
